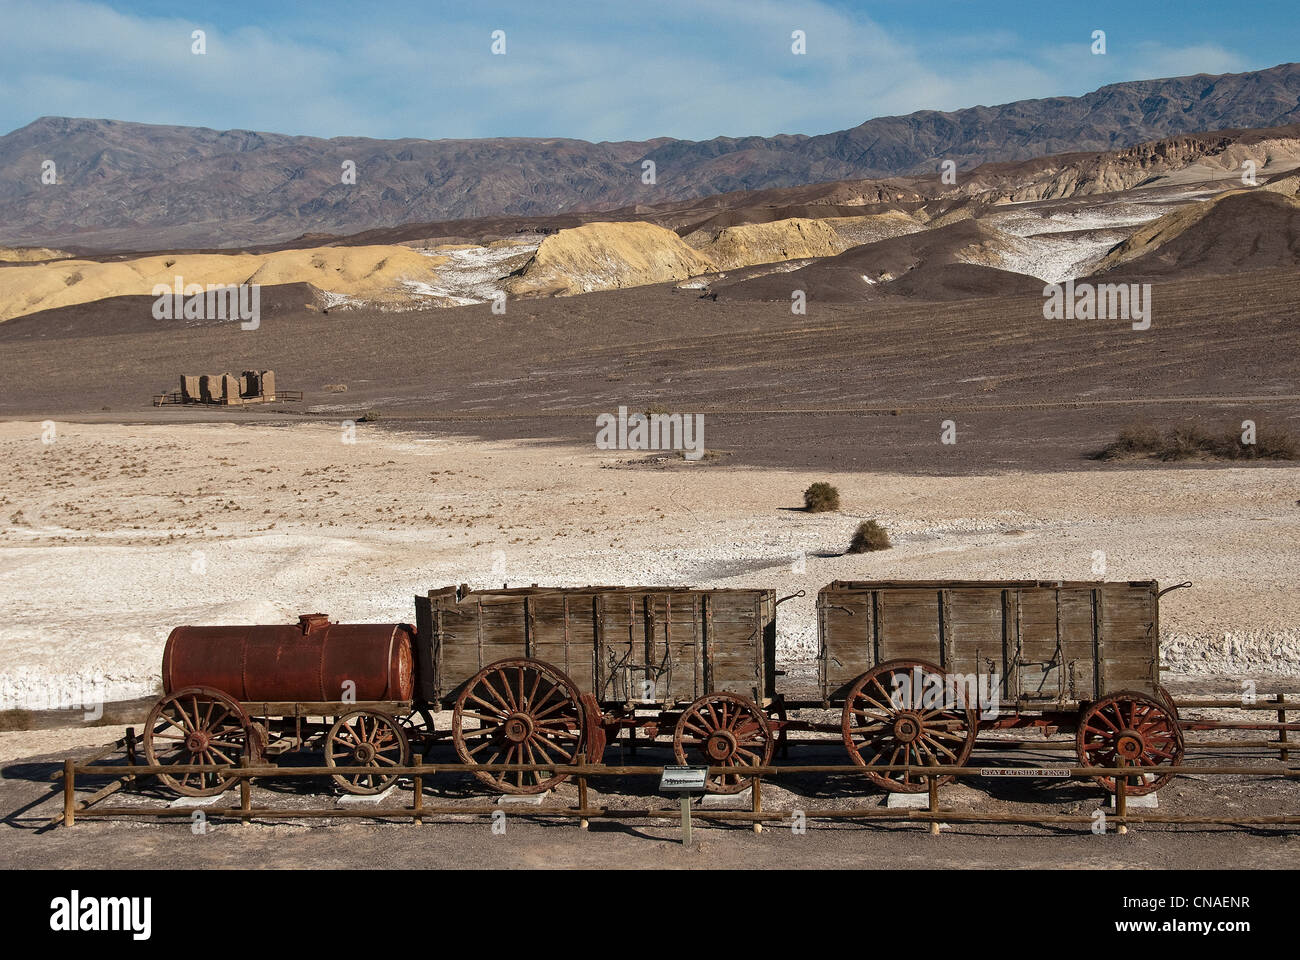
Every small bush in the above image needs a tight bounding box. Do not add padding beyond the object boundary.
[359,409,381,423]
[803,482,840,512]
[1098,421,1298,462]
[1243,428,1300,460]
[1099,421,1163,458]
[848,520,891,553]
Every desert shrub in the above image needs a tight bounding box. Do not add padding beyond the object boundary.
[1243,427,1299,460]
[1160,425,1214,461]
[1097,422,1297,462]
[0,709,33,732]
[359,409,381,423]
[325,383,348,393]
[847,520,891,553]
[1097,421,1163,459]
[803,482,841,512]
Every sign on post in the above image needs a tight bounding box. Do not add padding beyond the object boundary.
[660,766,709,792]
[659,766,708,845]
[978,767,1072,778]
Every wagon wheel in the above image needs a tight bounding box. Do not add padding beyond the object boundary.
[1077,691,1184,796]
[452,658,585,795]
[144,686,259,797]
[673,692,774,794]
[325,709,410,795]
[841,659,978,793]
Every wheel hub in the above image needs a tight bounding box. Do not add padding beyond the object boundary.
[503,713,534,744]
[353,742,377,764]
[185,731,210,753]
[705,729,738,761]
[892,711,923,743]
[1115,729,1145,760]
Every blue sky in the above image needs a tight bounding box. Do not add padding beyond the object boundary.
[2,0,1296,141]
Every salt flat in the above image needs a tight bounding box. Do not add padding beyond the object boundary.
[1,420,1296,715]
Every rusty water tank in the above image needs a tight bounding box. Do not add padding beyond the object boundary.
[162,613,414,702]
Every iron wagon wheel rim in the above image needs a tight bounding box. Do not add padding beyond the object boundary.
[672,692,774,794]
[452,658,586,795]
[143,686,258,797]
[1076,691,1184,796]
[841,659,978,793]
[325,708,410,795]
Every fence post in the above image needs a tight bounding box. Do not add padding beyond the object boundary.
[1115,757,1128,835]
[239,754,251,825]
[125,727,137,783]
[63,758,76,828]
[576,752,589,831]
[413,752,424,825]
[751,775,763,834]
[927,758,940,835]
[1277,695,1289,762]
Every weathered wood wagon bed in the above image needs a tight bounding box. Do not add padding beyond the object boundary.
[814,579,1188,794]
[414,584,782,793]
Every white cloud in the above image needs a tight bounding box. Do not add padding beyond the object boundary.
[0,0,1257,141]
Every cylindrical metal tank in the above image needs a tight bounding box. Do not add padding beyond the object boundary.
[162,613,414,702]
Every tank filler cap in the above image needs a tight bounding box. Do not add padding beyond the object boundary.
[297,613,331,633]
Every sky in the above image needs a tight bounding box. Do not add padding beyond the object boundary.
[1,0,1296,142]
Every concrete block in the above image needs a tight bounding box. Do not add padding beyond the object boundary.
[495,791,551,805]
[884,791,932,809]
[1109,791,1159,809]
[699,788,750,807]
[168,794,226,809]
[337,785,397,806]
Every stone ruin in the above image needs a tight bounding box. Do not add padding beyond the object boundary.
[179,369,277,405]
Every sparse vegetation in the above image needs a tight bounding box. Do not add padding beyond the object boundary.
[359,409,381,423]
[0,709,33,732]
[847,520,892,553]
[1098,421,1298,461]
[675,448,724,462]
[803,482,841,512]
[325,383,348,393]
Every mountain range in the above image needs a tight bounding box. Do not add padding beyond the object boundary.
[2,62,1300,251]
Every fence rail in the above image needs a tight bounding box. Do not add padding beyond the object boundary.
[50,741,1300,834]
[42,692,1300,832]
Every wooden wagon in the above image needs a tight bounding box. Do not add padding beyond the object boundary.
[414,584,784,794]
[815,579,1188,794]
[141,585,784,798]
[136,577,1187,801]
